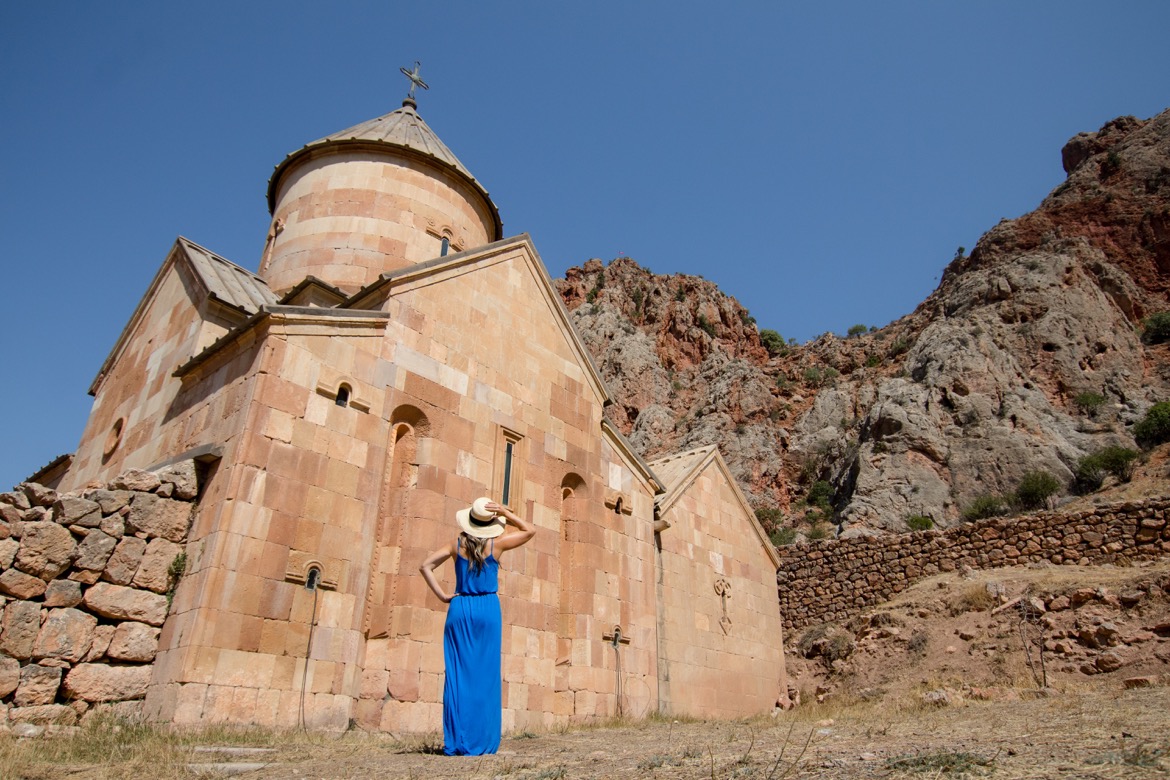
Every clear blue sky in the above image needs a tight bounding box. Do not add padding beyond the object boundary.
[2,1,1168,490]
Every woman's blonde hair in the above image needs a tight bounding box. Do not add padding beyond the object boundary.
[462,533,489,573]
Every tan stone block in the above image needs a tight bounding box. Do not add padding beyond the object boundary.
[293,519,324,552]
[80,624,115,663]
[63,663,151,702]
[360,668,389,700]
[384,666,420,702]
[228,685,259,724]
[202,684,234,723]
[183,644,221,685]
[1,600,42,659]
[15,521,75,580]
[253,687,283,727]
[308,660,335,694]
[265,474,309,517]
[238,615,264,653]
[131,537,183,593]
[75,529,118,571]
[172,682,208,724]
[10,703,78,726]
[127,494,193,543]
[270,654,299,691]
[102,536,148,585]
[0,567,48,599]
[266,512,297,548]
[258,619,286,656]
[34,607,98,662]
[15,664,62,706]
[270,688,299,728]
[107,622,161,663]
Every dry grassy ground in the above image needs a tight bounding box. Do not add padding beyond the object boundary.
[6,562,1169,779]
[3,686,1167,779]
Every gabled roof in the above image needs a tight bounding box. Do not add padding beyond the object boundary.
[649,445,718,504]
[649,445,781,569]
[88,238,276,395]
[267,99,502,240]
[180,238,277,315]
[342,233,614,408]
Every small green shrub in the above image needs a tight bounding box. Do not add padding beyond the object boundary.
[754,507,783,529]
[760,329,787,356]
[697,314,717,337]
[1015,471,1061,509]
[847,324,869,338]
[674,287,686,302]
[1075,446,1140,492]
[806,480,834,509]
[630,287,644,313]
[1134,401,1170,447]
[1144,311,1170,343]
[962,494,1010,522]
[585,270,605,303]
[907,630,929,655]
[804,366,839,387]
[889,338,910,357]
[865,354,881,368]
[1103,149,1123,174]
[905,515,934,531]
[770,527,797,546]
[806,522,832,541]
[887,751,992,774]
[1073,391,1107,415]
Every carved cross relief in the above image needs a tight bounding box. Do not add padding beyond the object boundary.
[714,578,732,634]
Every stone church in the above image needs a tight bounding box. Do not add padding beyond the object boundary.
[51,83,788,731]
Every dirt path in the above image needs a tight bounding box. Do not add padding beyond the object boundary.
[217,687,1166,779]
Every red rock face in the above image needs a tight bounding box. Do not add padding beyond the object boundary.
[559,108,1170,532]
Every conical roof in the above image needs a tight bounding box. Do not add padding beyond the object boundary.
[266,98,501,238]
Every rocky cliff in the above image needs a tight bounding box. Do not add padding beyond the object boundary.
[556,109,1170,537]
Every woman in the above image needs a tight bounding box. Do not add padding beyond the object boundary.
[419,497,535,755]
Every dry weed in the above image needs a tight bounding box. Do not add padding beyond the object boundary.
[947,583,997,615]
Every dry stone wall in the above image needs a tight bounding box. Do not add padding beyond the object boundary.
[0,464,196,729]
[777,497,1170,631]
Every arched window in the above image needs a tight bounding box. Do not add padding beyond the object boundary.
[305,566,322,591]
[336,384,351,407]
[440,236,450,257]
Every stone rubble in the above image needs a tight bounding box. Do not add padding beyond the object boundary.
[0,464,195,729]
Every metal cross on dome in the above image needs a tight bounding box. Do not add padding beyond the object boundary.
[400,61,430,100]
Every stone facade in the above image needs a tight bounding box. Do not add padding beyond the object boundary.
[35,98,788,731]
[0,467,196,728]
[776,497,1170,631]
[652,448,787,718]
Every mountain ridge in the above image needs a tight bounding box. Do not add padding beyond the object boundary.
[555,108,1170,538]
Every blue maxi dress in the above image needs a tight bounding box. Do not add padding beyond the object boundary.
[443,536,501,755]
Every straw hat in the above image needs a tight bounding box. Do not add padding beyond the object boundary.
[455,497,505,539]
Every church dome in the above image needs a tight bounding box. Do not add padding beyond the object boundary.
[260,98,503,296]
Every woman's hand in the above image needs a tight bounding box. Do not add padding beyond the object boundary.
[485,501,516,523]
[491,501,536,552]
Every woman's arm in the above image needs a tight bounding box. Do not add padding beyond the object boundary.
[489,502,536,553]
[419,542,455,603]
